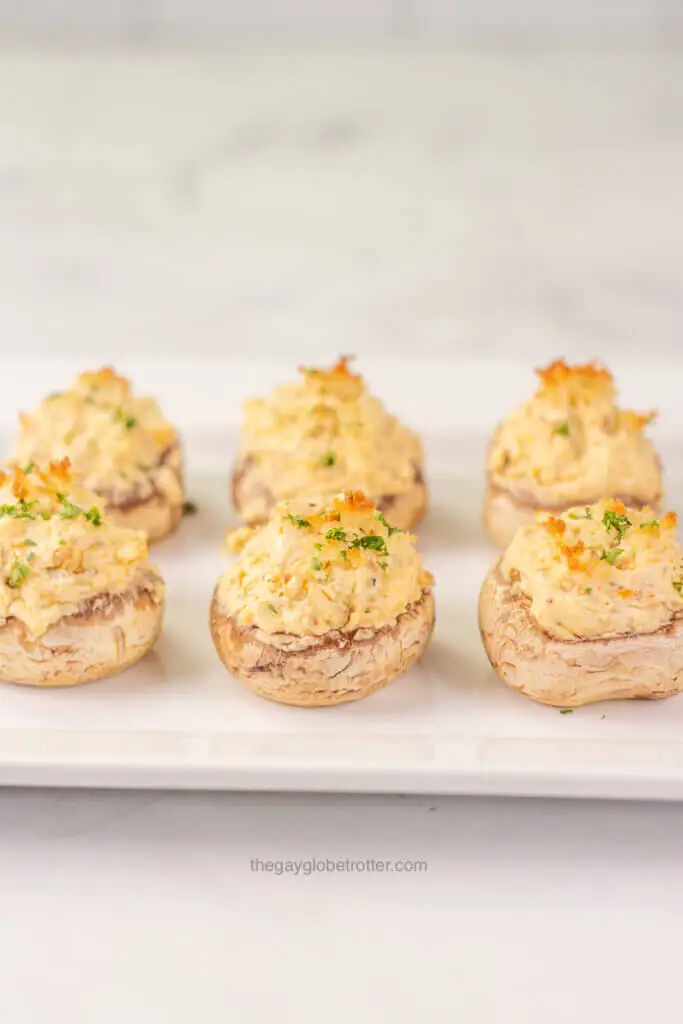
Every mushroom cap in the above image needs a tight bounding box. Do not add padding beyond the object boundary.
[0,583,164,687]
[478,560,683,706]
[103,441,185,544]
[210,587,435,707]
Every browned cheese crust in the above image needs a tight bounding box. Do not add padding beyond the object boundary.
[478,560,683,707]
[0,585,164,687]
[210,588,435,707]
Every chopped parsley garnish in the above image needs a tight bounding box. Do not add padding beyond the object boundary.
[554,421,570,437]
[600,548,623,565]
[84,506,103,526]
[268,604,278,614]
[7,560,31,589]
[183,500,198,516]
[340,550,348,560]
[375,511,401,536]
[602,509,631,542]
[113,407,137,430]
[567,507,593,520]
[641,519,660,529]
[321,451,336,467]
[559,708,573,715]
[325,527,347,542]
[350,534,389,555]
[26,552,35,563]
[285,514,312,529]
[0,499,37,520]
[56,493,81,520]
[55,493,103,526]
[379,560,388,571]
[22,539,36,547]
[311,557,323,572]
[314,542,322,551]
[674,580,683,594]
[23,460,35,474]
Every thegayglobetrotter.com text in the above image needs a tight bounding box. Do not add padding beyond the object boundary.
[250,857,428,876]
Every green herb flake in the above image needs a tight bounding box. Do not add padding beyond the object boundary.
[321,451,336,467]
[375,511,401,536]
[22,539,36,547]
[585,587,593,594]
[600,548,623,565]
[602,509,632,542]
[7,560,31,589]
[350,534,389,556]
[568,507,593,521]
[113,406,137,430]
[84,506,103,527]
[0,500,36,521]
[554,421,570,437]
[311,557,323,572]
[56,493,81,520]
[314,543,323,552]
[559,708,573,715]
[268,604,278,615]
[59,539,67,546]
[340,550,348,560]
[325,527,347,542]
[23,460,35,474]
[641,519,660,530]
[26,552,35,563]
[285,513,312,529]
[182,500,198,516]
[674,580,683,594]
[379,560,388,571]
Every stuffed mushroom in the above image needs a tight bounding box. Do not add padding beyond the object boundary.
[232,357,426,530]
[0,459,164,687]
[485,359,661,548]
[479,498,683,707]
[13,367,184,544]
[211,490,435,706]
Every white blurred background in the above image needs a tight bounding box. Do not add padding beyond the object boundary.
[0,1,681,364]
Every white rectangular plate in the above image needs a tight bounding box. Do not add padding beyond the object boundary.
[1,360,683,799]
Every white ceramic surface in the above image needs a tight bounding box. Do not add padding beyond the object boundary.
[2,359,683,799]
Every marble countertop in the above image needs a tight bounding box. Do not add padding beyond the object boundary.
[1,46,683,1022]
[0,788,681,1022]
[0,45,681,364]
